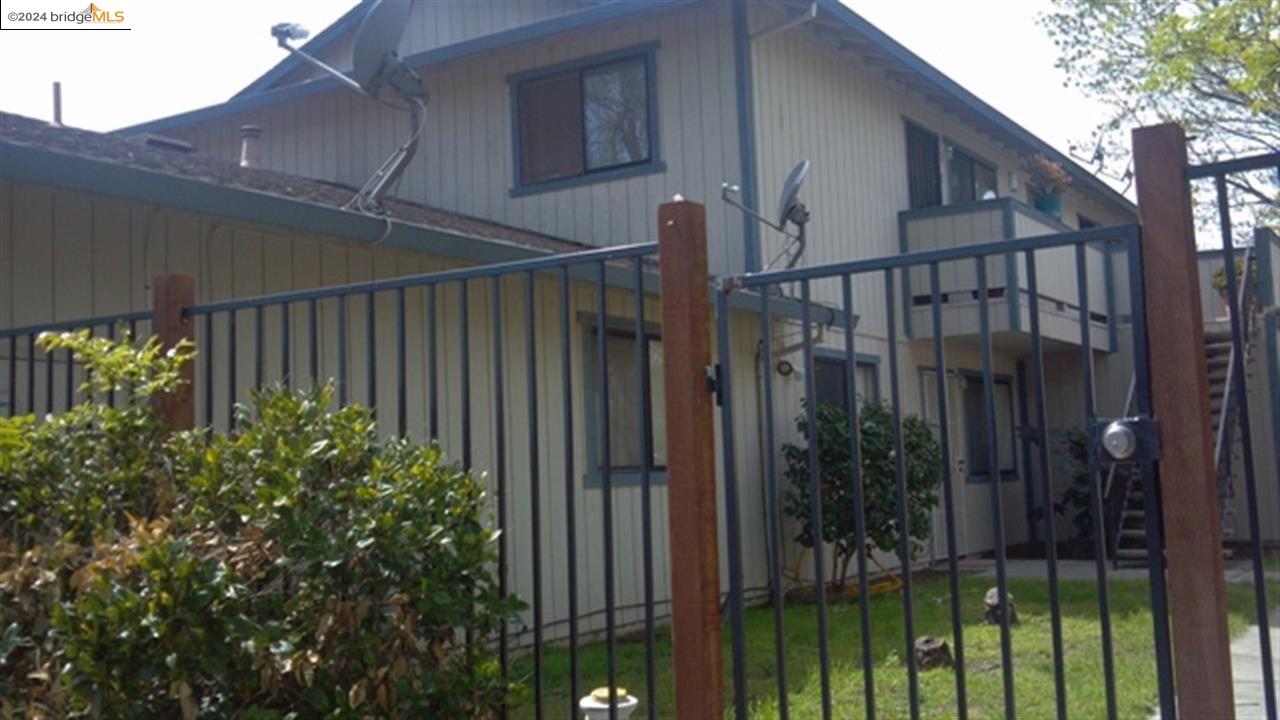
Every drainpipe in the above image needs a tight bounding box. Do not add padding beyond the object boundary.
[733,1,818,273]
[239,125,263,169]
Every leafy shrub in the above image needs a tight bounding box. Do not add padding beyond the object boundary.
[1048,427,1095,546]
[1,331,521,718]
[782,399,943,588]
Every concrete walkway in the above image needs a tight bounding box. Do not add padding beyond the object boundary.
[959,558,1279,718]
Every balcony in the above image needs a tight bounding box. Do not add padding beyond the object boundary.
[899,198,1113,351]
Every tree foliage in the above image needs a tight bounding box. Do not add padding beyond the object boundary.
[1041,0,1278,223]
[782,399,943,588]
[1,332,521,718]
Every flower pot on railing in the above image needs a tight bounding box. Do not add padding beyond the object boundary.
[1022,153,1072,220]
[1032,192,1063,218]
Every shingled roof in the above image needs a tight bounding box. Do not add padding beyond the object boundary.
[0,110,590,256]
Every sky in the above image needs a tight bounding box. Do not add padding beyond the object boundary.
[0,0,1109,171]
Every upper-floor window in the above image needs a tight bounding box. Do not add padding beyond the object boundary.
[946,143,997,203]
[905,121,999,208]
[511,44,661,194]
[906,123,942,209]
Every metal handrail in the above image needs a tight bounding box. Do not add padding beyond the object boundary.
[1212,246,1257,483]
[1102,375,1136,502]
[1104,374,1136,565]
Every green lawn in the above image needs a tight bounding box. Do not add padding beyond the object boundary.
[512,572,1276,718]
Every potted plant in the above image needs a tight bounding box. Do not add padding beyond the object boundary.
[1023,153,1072,218]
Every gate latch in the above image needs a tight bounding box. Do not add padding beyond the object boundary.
[1093,417,1159,464]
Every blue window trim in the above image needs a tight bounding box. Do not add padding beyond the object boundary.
[508,42,664,198]
[918,365,1019,484]
[956,369,1019,484]
[580,312,666,488]
[812,347,882,405]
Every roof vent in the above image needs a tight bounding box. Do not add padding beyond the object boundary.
[136,133,195,154]
[239,125,263,168]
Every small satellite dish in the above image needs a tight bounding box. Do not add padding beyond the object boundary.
[776,160,810,228]
[721,159,812,270]
[352,0,414,97]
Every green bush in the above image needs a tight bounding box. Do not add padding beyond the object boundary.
[782,399,943,588]
[1,331,521,718]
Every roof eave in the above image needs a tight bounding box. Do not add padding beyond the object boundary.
[0,140,562,267]
[114,0,680,138]
[814,0,1135,215]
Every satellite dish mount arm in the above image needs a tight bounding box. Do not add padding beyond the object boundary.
[721,183,786,234]
[271,24,364,94]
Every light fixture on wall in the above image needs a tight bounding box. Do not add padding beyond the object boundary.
[1009,171,1020,192]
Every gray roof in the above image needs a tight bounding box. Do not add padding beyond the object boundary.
[0,111,592,259]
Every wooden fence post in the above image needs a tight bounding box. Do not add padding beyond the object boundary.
[658,200,723,718]
[1132,123,1235,716]
[152,274,195,432]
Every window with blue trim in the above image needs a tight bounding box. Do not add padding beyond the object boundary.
[513,46,658,191]
[812,352,880,413]
[961,374,1017,482]
[583,322,666,485]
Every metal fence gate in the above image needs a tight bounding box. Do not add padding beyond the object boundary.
[712,219,1172,719]
[694,124,1278,720]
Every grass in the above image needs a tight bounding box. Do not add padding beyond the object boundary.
[511,572,1277,718]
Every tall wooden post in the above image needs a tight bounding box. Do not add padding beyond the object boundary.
[658,200,723,718]
[152,274,195,432]
[1132,123,1234,717]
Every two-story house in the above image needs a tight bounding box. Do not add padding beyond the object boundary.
[3,0,1275,645]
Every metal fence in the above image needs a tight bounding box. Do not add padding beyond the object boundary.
[2,310,154,417]
[714,221,1172,720]
[181,241,665,719]
[1187,150,1280,720]
[2,127,1276,720]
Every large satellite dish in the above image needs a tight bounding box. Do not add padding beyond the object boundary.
[352,0,415,97]
[721,159,812,270]
[271,0,427,214]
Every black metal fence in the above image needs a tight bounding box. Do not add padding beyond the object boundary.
[715,223,1175,719]
[3,149,1277,720]
[2,310,154,417]
[1,242,669,720]
[1187,150,1280,720]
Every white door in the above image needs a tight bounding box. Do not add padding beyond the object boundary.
[922,369,1018,559]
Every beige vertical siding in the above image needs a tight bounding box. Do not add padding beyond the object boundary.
[0,178,778,647]
[748,3,1131,335]
[271,0,597,89]
[169,3,750,278]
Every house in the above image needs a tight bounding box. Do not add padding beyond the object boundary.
[3,0,1276,647]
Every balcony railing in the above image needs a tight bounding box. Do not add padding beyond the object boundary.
[899,198,1113,350]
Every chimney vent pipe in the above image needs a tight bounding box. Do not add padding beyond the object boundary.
[239,125,263,168]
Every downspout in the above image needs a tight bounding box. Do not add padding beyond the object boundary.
[733,1,819,274]
[731,0,760,273]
